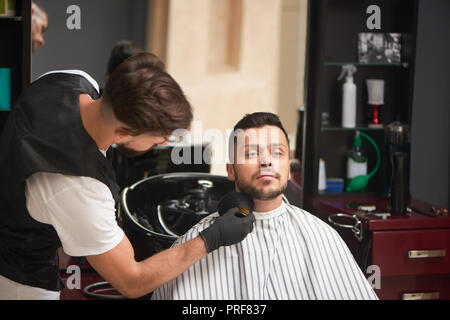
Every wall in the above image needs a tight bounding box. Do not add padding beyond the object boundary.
[31,0,309,178]
[277,0,307,142]
[165,0,307,175]
[410,0,450,208]
[31,0,147,88]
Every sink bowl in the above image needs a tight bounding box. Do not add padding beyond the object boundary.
[118,172,234,260]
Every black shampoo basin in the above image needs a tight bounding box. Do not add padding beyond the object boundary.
[119,172,234,260]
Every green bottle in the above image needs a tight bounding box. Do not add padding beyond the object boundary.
[346,131,368,190]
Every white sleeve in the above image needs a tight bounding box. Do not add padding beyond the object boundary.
[25,172,124,257]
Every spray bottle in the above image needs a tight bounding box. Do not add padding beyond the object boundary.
[338,64,357,128]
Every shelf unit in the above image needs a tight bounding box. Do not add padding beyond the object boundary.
[301,0,418,210]
[0,0,31,132]
[299,0,449,300]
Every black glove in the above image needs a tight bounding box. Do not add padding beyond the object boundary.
[199,207,256,253]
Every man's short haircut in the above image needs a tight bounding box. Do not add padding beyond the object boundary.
[103,52,192,136]
[228,112,290,163]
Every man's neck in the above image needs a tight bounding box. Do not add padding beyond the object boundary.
[253,196,283,212]
[79,94,115,150]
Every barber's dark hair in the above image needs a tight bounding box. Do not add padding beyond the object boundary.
[106,40,160,75]
[103,52,192,136]
[228,112,290,163]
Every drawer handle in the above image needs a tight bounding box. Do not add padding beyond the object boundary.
[408,249,446,259]
[402,292,439,300]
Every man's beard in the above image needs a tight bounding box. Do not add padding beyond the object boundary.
[233,168,288,201]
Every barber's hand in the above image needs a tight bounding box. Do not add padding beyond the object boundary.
[199,207,256,253]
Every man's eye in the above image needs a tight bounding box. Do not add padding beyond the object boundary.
[273,150,283,157]
[246,151,258,158]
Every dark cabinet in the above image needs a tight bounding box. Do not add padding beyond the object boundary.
[0,0,31,133]
[313,196,450,300]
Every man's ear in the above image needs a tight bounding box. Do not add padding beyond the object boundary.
[226,163,236,182]
[113,128,130,144]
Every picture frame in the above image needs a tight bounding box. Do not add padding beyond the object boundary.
[358,33,402,64]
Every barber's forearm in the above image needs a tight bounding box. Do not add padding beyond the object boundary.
[88,234,207,299]
[90,207,254,298]
[133,235,207,296]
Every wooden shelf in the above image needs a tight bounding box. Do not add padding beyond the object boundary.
[0,16,23,21]
[325,61,409,68]
[321,126,384,132]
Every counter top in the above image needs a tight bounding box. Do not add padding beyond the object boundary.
[312,196,450,231]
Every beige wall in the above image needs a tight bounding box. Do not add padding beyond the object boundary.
[164,0,307,174]
[278,0,307,142]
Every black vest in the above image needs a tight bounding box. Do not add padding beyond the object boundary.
[0,72,120,291]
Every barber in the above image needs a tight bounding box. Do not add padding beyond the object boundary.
[0,53,255,299]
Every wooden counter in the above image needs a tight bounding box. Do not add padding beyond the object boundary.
[310,196,450,300]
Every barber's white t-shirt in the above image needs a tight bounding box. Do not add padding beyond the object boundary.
[25,172,124,257]
[24,73,124,257]
[0,167,124,299]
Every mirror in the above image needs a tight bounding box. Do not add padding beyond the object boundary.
[31,0,308,177]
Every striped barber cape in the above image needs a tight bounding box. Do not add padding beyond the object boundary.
[152,202,378,300]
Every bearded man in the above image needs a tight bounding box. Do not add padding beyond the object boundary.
[152,112,378,300]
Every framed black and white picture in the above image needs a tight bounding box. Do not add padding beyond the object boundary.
[358,33,402,64]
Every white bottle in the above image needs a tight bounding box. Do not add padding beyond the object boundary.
[338,65,357,128]
[318,158,326,192]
